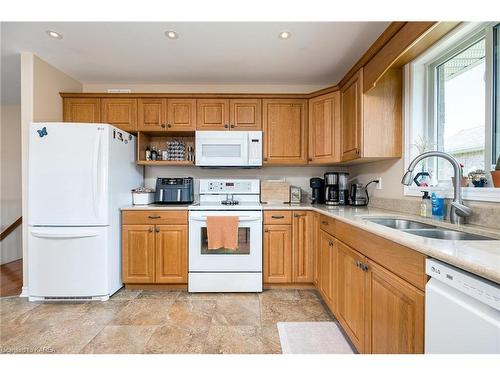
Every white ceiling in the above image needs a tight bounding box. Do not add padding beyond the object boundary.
[1,22,389,103]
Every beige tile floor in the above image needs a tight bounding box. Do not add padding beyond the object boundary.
[0,288,336,354]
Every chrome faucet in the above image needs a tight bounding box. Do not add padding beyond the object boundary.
[402,151,472,224]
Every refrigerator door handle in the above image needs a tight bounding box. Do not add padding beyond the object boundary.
[91,130,105,218]
[30,231,100,239]
[91,132,100,217]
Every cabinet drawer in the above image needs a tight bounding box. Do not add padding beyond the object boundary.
[319,215,335,236]
[122,210,187,225]
[264,211,292,225]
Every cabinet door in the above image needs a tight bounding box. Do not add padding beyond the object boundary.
[264,224,292,283]
[318,230,335,311]
[122,225,155,283]
[101,98,138,133]
[263,99,307,164]
[365,259,424,354]
[138,98,167,131]
[336,239,366,352]
[313,213,321,287]
[292,211,314,283]
[308,92,340,163]
[167,99,196,131]
[196,99,230,130]
[63,98,101,123]
[229,99,262,130]
[340,69,363,161]
[155,225,188,284]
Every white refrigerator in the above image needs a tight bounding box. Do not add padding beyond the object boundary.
[27,123,142,301]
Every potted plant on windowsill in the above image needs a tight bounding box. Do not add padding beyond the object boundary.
[492,156,500,188]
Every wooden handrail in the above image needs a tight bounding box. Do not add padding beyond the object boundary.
[0,217,22,241]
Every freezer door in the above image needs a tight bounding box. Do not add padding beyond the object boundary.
[28,226,110,298]
[28,123,109,226]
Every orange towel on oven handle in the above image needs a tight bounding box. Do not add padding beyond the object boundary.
[206,216,239,250]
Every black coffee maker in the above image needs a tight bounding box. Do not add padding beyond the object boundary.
[309,177,325,204]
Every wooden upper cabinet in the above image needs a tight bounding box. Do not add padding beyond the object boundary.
[167,99,196,131]
[138,98,166,131]
[308,91,340,164]
[155,225,187,284]
[230,99,262,130]
[365,259,424,354]
[264,224,292,283]
[336,239,367,353]
[196,99,230,130]
[262,99,307,165]
[63,98,101,123]
[101,98,138,133]
[138,98,196,131]
[292,211,314,283]
[122,225,155,283]
[340,68,363,161]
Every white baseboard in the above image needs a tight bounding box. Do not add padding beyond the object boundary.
[19,286,29,298]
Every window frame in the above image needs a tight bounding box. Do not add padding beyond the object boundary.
[404,22,500,203]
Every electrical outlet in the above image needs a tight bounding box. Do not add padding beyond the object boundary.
[376,177,383,190]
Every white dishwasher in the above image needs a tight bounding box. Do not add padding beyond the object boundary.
[425,258,500,354]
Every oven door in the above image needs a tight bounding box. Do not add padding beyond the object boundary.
[189,210,262,272]
[195,131,248,166]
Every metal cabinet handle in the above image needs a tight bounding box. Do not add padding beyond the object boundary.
[167,124,172,128]
[361,263,369,272]
[328,241,334,247]
[355,260,361,268]
[293,214,305,218]
[321,220,328,225]
[148,215,161,219]
[148,227,153,233]
[224,124,229,128]
[264,157,268,161]
[264,228,269,232]
[230,124,235,128]
[271,215,285,219]
[308,158,313,161]
[161,124,166,128]
[155,227,160,233]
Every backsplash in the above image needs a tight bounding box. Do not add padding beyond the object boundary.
[369,197,500,230]
[143,166,348,202]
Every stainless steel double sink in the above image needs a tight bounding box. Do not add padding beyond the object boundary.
[364,218,496,241]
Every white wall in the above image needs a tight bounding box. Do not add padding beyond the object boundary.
[19,53,82,294]
[0,104,22,264]
[83,83,324,94]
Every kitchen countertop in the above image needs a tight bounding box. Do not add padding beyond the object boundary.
[121,202,500,283]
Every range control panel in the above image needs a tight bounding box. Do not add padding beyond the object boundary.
[199,179,260,194]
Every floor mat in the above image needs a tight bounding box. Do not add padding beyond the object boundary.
[277,322,355,354]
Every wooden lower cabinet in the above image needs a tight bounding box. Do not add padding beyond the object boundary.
[365,259,424,354]
[122,225,155,283]
[292,211,314,283]
[122,221,187,284]
[318,230,336,312]
[155,225,188,284]
[336,239,367,352]
[264,224,292,283]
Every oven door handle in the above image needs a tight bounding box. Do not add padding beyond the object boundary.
[190,216,261,222]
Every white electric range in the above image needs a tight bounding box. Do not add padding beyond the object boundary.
[188,179,263,292]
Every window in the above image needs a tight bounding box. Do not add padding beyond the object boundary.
[406,22,500,202]
[432,35,486,182]
[494,23,500,164]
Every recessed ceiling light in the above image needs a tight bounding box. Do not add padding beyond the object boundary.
[165,30,178,39]
[278,31,291,40]
[46,30,63,39]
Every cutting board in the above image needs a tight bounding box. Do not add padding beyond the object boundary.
[261,180,290,203]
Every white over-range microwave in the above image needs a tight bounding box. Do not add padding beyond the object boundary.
[195,131,262,167]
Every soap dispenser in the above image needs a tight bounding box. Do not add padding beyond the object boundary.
[420,191,431,217]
